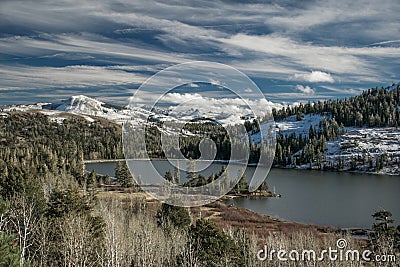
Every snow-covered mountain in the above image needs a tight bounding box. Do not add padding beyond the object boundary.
[2,95,263,127]
[41,95,140,123]
[38,95,275,127]
[42,95,125,118]
[2,95,133,123]
[2,94,399,175]
[51,95,106,115]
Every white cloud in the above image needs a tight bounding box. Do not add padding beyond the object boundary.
[219,33,400,77]
[208,79,223,87]
[0,33,188,64]
[162,93,204,104]
[159,92,282,120]
[295,85,315,95]
[294,71,335,83]
[265,0,400,41]
[0,65,147,89]
[0,0,399,105]
[368,39,400,46]
[321,85,362,95]
[187,82,199,88]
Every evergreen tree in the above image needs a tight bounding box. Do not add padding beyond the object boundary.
[189,219,244,266]
[258,181,269,192]
[233,173,248,194]
[104,175,111,185]
[371,210,400,253]
[87,170,97,188]
[157,203,191,229]
[0,233,20,267]
[186,158,196,182]
[218,165,230,191]
[174,162,181,185]
[373,210,395,236]
[115,161,134,188]
[164,170,174,183]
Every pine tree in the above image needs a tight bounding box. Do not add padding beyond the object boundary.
[186,158,196,182]
[308,124,315,139]
[157,203,191,229]
[218,165,230,191]
[233,173,248,194]
[371,210,399,253]
[189,219,244,266]
[258,181,269,192]
[164,170,173,182]
[174,161,181,185]
[115,161,134,188]
[104,175,111,185]
[87,170,97,188]
[0,233,20,267]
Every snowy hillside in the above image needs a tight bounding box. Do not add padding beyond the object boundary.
[24,95,276,128]
[42,95,134,123]
[271,113,400,175]
[276,114,327,136]
[2,94,399,175]
[53,95,106,115]
[2,95,271,137]
[2,95,131,123]
[323,128,400,175]
[249,114,327,146]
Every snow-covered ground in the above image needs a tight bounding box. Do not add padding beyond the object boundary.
[1,95,279,126]
[276,114,327,138]
[273,114,399,175]
[323,128,400,175]
[2,95,398,175]
[0,95,257,138]
[3,102,50,112]
[51,95,135,123]
[250,121,276,145]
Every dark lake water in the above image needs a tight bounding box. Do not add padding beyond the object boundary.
[86,161,400,228]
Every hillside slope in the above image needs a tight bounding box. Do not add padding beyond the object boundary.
[271,83,400,175]
[2,83,399,175]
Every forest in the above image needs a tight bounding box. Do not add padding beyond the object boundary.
[0,85,399,266]
[142,84,400,171]
[0,111,275,266]
[271,84,400,169]
[273,84,400,127]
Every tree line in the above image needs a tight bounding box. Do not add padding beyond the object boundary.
[0,106,399,266]
[271,84,399,169]
[0,111,272,266]
[273,83,400,127]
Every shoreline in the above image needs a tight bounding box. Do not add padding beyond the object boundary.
[222,191,281,199]
[195,201,372,242]
[96,191,340,237]
[97,190,370,239]
[85,159,397,176]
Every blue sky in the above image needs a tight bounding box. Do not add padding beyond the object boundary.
[0,0,399,106]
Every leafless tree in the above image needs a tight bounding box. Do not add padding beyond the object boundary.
[97,196,190,267]
[8,194,38,267]
[59,214,103,267]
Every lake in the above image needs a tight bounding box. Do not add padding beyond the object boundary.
[86,161,400,229]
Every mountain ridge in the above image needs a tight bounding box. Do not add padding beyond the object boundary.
[1,85,399,175]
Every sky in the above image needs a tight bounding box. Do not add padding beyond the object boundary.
[0,0,399,106]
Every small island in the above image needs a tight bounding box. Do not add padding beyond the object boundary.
[92,160,281,200]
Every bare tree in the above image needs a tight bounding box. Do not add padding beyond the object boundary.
[8,194,38,267]
[97,196,190,267]
[59,214,103,267]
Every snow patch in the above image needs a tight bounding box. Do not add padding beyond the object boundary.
[276,114,326,136]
